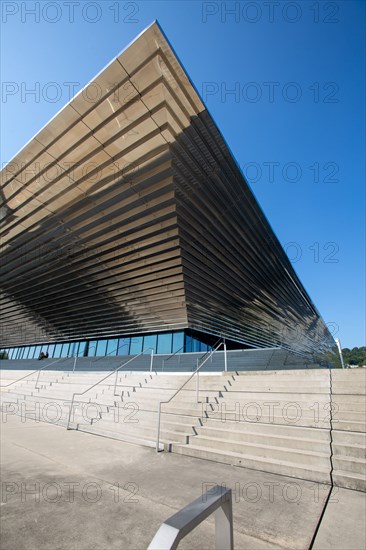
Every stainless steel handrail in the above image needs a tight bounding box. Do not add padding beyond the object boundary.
[148,485,233,550]
[156,339,223,451]
[36,342,130,386]
[0,357,70,389]
[66,347,154,430]
[162,345,184,371]
[1,341,129,390]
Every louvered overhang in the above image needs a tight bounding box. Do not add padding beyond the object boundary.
[0,22,335,358]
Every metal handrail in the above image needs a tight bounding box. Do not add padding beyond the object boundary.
[66,347,154,430]
[36,342,131,386]
[148,485,233,550]
[0,356,71,389]
[162,345,184,370]
[156,339,223,451]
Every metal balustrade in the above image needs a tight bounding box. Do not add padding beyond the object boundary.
[156,339,223,451]
[148,485,233,550]
[66,348,154,430]
[0,356,70,389]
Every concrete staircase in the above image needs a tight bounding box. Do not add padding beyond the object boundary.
[166,370,333,484]
[1,365,365,491]
[331,368,366,491]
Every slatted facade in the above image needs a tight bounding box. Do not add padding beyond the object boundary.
[0,22,335,359]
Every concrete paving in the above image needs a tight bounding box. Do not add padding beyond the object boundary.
[312,487,366,550]
[0,414,364,550]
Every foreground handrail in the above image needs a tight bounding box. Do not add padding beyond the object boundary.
[66,347,153,430]
[148,485,233,550]
[156,339,223,451]
[0,357,70,389]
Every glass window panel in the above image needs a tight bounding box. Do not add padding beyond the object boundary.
[47,345,56,358]
[19,348,26,359]
[9,348,17,359]
[96,340,107,357]
[106,339,118,356]
[117,338,130,355]
[143,334,157,353]
[53,344,62,358]
[172,332,184,353]
[87,341,97,357]
[22,347,29,359]
[130,336,143,355]
[157,333,172,355]
[33,345,42,359]
[193,338,201,353]
[60,344,69,358]
[77,342,86,357]
[68,342,77,357]
[185,335,192,353]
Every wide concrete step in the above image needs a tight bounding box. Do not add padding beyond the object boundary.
[171,443,331,484]
[332,430,366,445]
[185,434,330,466]
[332,420,366,432]
[204,409,331,429]
[202,417,331,440]
[332,456,366,475]
[332,470,366,492]
[194,425,330,453]
[333,401,366,412]
[334,411,366,423]
[333,443,366,459]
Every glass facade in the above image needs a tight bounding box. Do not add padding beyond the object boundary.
[0,330,220,360]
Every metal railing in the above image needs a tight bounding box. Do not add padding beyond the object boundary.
[0,357,71,389]
[162,345,184,371]
[66,347,154,430]
[156,339,223,451]
[148,485,233,550]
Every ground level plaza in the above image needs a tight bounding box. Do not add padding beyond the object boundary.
[1,413,365,550]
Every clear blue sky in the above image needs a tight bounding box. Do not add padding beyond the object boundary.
[1,1,365,348]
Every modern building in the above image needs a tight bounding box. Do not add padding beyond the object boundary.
[0,22,336,362]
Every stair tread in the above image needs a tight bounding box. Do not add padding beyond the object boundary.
[196,424,330,443]
[173,443,331,473]
[189,435,330,457]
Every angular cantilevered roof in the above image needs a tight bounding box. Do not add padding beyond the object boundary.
[0,22,335,358]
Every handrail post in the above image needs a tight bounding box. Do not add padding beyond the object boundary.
[156,401,162,452]
[67,394,75,429]
[73,355,77,373]
[224,338,227,372]
[35,369,41,388]
[114,368,119,396]
[150,349,154,372]
[196,368,199,403]
[155,338,223,451]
